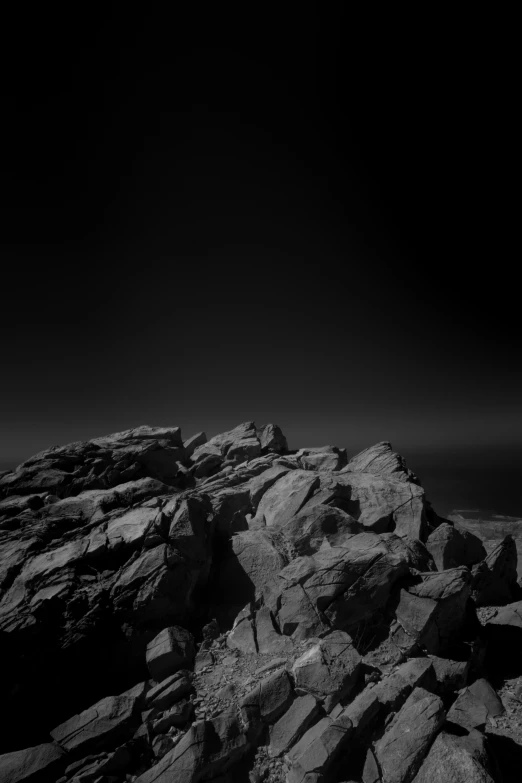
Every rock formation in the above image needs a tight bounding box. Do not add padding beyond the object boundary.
[0,423,517,781]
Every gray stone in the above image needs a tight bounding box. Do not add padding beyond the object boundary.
[429,655,469,693]
[286,713,354,783]
[259,423,288,454]
[146,626,195,682]
[292,631,362,712]
[241,668,294,725]
[283,505,362,555]
[184,432,207,457]
[395,568,471,654]
[374,687,445,783]
[426,523,486,571]
[269,695,320,756]
[249,465,291,508]
[0,743,66,783]
[145,670,193,711]
[471,535,518,606]
[50,682,144,754]
[412,731,495,783]
[345,442,419,484]
[257,470,320,529]
[446,678,504,731]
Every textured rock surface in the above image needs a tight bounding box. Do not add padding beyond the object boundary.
[412,730,495,783]
[0,421,518,782]
[374,687,445,783]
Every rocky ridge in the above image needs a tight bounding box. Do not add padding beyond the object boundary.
[0,422,520,782]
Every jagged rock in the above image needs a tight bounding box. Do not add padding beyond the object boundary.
[292,631,362,712]
[283,504,362,555]
[258,423,288,453]
[184,432,207,458]
[145,670,193,711]
[395,568,471,654]
[271,533,413,640]
[486,598,522,628]
[321,470,428,540]
[269,694,320,756]
[241,668,294,725]
[227,605,257,653]
[135,709,249,783]
[215,529,287,621]
[249,465,290,508]
[106,505,159,550]
[471,535,518,606]
[0,742,66,782]
[50,682,145,754]
[345,442,420,484]
[429,655,469,694]
[255,606,293,654]
[446,678,504,731]
[374,687,445,783]
[426,522,487,571]
[151,698,194,733]
[412,730,495,783]
[191,422,259,466]
[0,420,503,781]
[145,626,195,682]
[256,470,320,528]
[286,713,354,783]
[342,658,435,744]
[297,446,347,472]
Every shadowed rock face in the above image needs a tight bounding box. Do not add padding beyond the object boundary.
[0,424,512,782]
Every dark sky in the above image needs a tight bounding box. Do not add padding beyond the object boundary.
[1,7,520,513]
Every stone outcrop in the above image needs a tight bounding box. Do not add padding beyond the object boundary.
[0,422,516,781]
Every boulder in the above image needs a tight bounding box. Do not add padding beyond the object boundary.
[226,605,257,654]
[283,504,362,555]
[191,422,259,465]
[146,626,195,682]
[0,742,66,782]
[215,529,287,617]
[446,678,504,731]
[256,470,320,528]
[345,441,420,484]
[135,710,249,783]
[184,432,207,457]
[374,687,445,783]
[412,730,495,783]
[429,655,470,694]
[291,631,362,712]
[285,713,354,783]
[333,471,428,540]
[426,522,487,571]
[274,532,411,640]
[269,695,320,756]
[241,668,294,725]
[395,568,471,655]
[298,447,347,472]
[342,658,435,744]
[249,465,290,508]
[258,423,288,453]
[145,670,193,711]
[50,682,144,754]
[471,535,518,606]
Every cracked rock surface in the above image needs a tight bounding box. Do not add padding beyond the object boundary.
[0,423,519,782]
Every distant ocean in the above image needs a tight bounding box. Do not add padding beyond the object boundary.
[403,445,522,520]
[1,445,521,522]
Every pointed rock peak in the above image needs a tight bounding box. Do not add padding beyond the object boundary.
[345,441,420,485]
[258,423,288,454]
[92,425,183,446]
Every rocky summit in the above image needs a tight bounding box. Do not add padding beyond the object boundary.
[0,422,520,782]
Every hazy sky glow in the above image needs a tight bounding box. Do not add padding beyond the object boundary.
[1,9,520,516]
